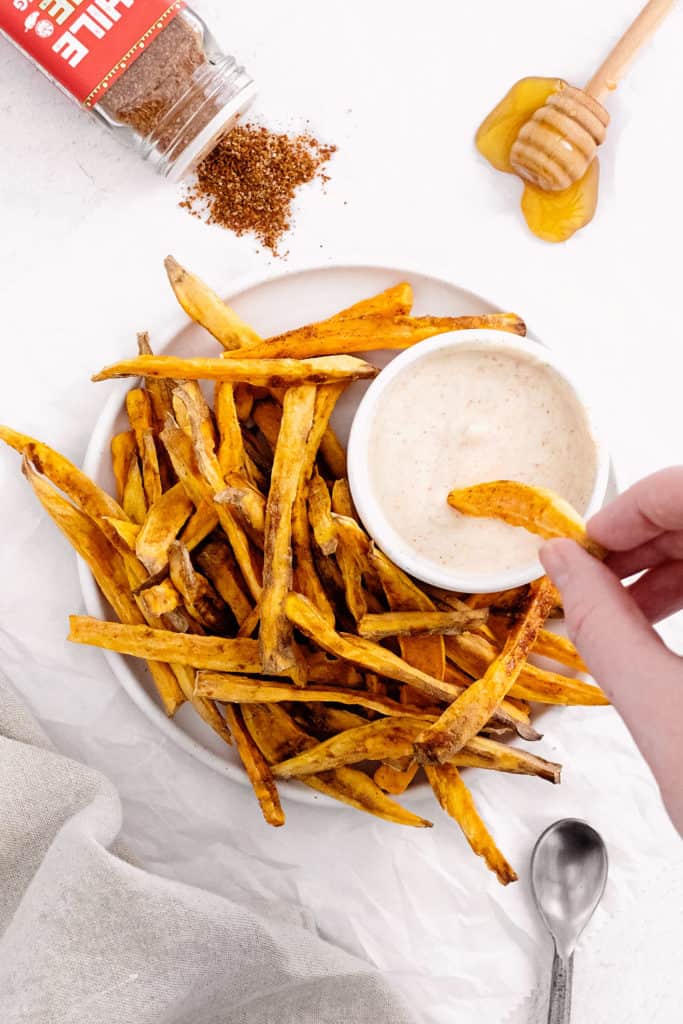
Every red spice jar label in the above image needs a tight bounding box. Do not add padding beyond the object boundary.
[0,0,186,107]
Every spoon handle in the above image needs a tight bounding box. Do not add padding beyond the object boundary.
[547,950,573,1024]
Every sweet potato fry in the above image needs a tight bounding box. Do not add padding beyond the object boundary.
[110,431,137,505]
[18,451,234,733]
[158,656,234,749]
[102,517,140,551]
[241,703,314,763]
[251,400,282,449]
[319,429,347,479]
[447,481,605,558]
[415,578,558,764]
[178,501,219,552]
[242,430,273,483]
[308,768,432,827]
[126,388,162,506]
[291,491,336,627]
[68,617,263,673]
[234,383,254,421]
[358,609,488,641]
[287,386,346,625]
[136,332,177,431]
[308,470,337,554]
[22,458,184,716]
[300,383,348,483]
[160,415,262,601]
[195,540,252,626]
[24,460,134,626]
[488,617,588,673]
[374,760,419,795]
[332,514,368,623]
[301,386,346,480]
[453,735,561,783]
[215,472,266,542]
[225,312,526,360]
[335,282,413,319]
[92,354,379,387]
[506,664,608,706]
[164,256,262,350]
[330,478,356,519]
[195,672,430,718]
[305,706,367,736]
[241,704,431,827]
[286,592,463,705]
[532,629,588,673]
[138,578,182,618]
[172,381,217,445]
[293,591,530,737]
[272,717,429,777]
[462,586,531,613]
[135,483,193,574]
[224,704,285,826]
[168,542,231,633]
[368,544,446,686]
[237,601,261,638]
[120,456,147,525]
[272,715,555,784]
[141,433,163,506]
[214,382,248,478]
[445,633,606,706]
[260,385,316,678]
[126,386,154,438]
[305,653,362,688]
[0,427,125,522]
[425,764,517,885]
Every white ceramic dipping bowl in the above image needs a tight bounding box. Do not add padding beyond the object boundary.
[347,329,610,594]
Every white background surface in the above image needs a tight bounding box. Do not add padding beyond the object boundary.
[1,1,683,1021]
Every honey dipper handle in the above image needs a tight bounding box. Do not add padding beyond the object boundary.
[585,0,677,102]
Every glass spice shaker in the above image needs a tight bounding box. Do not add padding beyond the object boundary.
[0,2,256,182]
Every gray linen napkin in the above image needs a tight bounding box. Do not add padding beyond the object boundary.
[0,672,416,1024]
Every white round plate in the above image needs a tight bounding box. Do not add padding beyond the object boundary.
[80,263,539,802]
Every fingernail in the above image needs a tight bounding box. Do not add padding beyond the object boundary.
[540,539,571,589]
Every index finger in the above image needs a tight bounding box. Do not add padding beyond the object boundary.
[589,467,683,551]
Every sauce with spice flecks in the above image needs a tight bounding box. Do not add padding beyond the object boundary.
[367,344,597,578]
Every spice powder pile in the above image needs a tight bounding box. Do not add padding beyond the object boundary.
[182,124,336,255]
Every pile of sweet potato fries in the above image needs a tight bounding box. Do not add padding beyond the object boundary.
[0,259,608,884]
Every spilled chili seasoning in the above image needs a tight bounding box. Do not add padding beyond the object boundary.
[181,124,336,255]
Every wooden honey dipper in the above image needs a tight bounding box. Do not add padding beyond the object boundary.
[510,0,676,191]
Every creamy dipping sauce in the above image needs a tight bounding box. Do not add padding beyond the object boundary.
[367,344,597,579]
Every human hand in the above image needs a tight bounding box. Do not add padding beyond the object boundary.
[540,468,683,835]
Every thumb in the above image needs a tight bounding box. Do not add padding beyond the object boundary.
[540,539,683,796]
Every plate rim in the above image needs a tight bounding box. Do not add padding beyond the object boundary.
[79,260,529,800]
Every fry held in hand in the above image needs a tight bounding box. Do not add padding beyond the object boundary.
[447,480,606,558]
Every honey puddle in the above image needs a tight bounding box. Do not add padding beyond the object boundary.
[476,77,599,242]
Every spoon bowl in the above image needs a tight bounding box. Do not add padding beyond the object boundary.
[531,819,608,1022]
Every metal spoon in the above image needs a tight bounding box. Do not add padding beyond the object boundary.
[531,819,608,1024]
